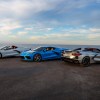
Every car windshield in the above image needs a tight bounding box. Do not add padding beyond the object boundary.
[33,47,45,52]
[0,46,10,50]
[0,45,17,50]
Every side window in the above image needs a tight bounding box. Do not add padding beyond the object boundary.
[5,47,12,50]
[51,47,55,50]
[45,47,55,51]
[46,47,51,51]
[93,49,100,53]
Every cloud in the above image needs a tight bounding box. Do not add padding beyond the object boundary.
[29,27,100,41]
[24,28,33,31]
[89,28,100,33]
[57,0,95,13]
[87,34,100,39]
[0,18,23,42]
[17,31,28,36]
[25,22,54,34]
[0,0,99,27]
[0,0,100,45]
[0,18,22,32]
[0,0,63,19]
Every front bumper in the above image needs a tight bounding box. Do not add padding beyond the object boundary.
[20,56,33,61]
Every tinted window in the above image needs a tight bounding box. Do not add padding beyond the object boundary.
[45,47,55,51]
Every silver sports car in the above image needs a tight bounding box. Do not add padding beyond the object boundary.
[0,45,30,58]
[61,48,100,67]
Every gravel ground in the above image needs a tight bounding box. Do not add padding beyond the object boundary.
[0,57,100,100]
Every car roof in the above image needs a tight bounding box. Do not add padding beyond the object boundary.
[39,46,56,48]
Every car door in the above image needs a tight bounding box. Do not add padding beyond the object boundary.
[93,49,100,61]
[2,46,18,57]
[94,54,100,61]
[42,47,58,59]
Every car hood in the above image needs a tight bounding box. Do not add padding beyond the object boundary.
[21,50,37,55]
[26,50,36,53]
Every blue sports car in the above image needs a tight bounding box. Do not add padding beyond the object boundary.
[20,46,68,62]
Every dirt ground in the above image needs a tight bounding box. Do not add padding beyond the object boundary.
[0,57,100,100]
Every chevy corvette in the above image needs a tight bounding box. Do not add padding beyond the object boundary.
[62,48,100,67]
[20,46,68,62]
[0,45,30,58]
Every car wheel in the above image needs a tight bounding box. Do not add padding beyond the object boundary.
[81,56,90,67]
[33,54,42,62]
[0,53,2,58]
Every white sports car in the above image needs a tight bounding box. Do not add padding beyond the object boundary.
[62,48,100,67]
[0,45,31,58]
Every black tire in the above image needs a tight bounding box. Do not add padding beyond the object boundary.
[81,56,90,67]
[0,53,2,58]
[33,54,42,62]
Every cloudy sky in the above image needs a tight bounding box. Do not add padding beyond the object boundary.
[0,0,100,45]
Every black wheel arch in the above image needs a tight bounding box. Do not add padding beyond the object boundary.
[81,56,90,67]
[33,53,42,61]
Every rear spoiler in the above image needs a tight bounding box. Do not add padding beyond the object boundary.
[63,48,81,52]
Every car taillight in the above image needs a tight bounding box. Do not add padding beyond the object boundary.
[72,53,81,56]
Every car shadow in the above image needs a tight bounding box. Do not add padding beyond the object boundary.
[0,56,20,59]
[20,58,61,63]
